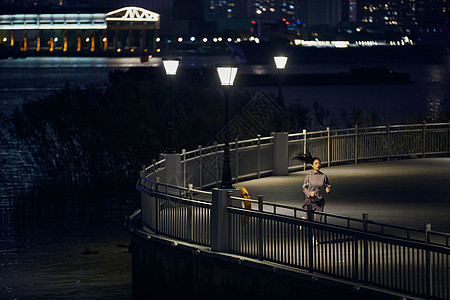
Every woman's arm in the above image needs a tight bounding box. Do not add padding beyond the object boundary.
[302,175,313,197]
[324,175,331,194]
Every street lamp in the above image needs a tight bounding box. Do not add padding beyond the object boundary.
[216,65,238,189]
[274,55,288,131]
[162,58,180,154]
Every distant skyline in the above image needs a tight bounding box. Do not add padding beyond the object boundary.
[1,0,448,45]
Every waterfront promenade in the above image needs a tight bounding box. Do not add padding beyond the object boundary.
[132,157,450,299]
[237,157,450,233]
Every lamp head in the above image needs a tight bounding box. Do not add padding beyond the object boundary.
[162,58,180,76]
[274,56,288,70]
[216,65,239,86]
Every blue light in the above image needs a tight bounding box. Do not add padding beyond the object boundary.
[297,20,301,24]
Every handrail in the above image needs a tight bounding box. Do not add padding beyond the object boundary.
[136,183,450,299]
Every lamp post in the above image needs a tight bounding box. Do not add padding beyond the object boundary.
[274,55,288,132]
[162,58,180,154]
[216,65,238,189]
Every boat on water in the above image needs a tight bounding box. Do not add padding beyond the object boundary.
[226,40,448,65]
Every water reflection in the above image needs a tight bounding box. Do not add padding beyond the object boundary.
[0,188,139,299]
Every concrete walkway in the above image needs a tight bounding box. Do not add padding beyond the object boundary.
[237,157,450,233]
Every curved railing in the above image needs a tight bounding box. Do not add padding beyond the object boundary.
[142,122,450,189]
[135,122,450,299]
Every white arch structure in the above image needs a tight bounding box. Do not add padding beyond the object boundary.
[106,6,159,22]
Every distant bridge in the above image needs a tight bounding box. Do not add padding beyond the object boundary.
[0,6,159,53]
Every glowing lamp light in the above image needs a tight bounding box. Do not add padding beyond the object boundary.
[162,58,180,76]
[274,56,288,70]
[216,65,238,86]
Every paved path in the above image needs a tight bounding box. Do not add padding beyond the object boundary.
[237,157,450,233]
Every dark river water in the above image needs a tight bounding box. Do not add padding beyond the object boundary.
[0,52,449,299]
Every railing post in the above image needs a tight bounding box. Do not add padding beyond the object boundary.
[448,123,450,155]
[422,121,427,158]
[386,124,390,161]
[211,187,240,252]
[155,177,160,233]
[258,195,264,260]
[303,129,307,171]
[425,223,432,299]
[235,138,239,183]
[327,127,331,167]
[214,142,219,186]
[198,145,203,188]
[307,204,314,272]
[188,184,193,243]
[182,149,186,188]
[164,153,181,186]
[355,125,358,164]
[257,134,261,178]
[211,188,229,252]
[273,131,289,175]
[362,213,369,284]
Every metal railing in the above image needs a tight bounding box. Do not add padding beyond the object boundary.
[136,179,450,299]
[142,122,450,189]
[136,122,450,299]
